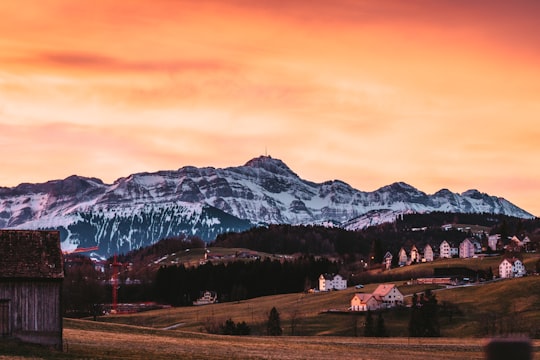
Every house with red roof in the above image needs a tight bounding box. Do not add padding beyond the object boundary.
[350,284,404,311]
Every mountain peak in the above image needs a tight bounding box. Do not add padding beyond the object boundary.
[243,155,298,177]
[378,182,419,193]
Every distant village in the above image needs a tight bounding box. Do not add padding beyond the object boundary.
[315,228,536,313]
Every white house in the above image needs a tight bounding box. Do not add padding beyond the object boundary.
[372,283,404,309]
[439,240,451,259]
[499,258,526,278]
[319,273,347,291]
[383,251,393,270]
[398,248,408,266]
[459,238,475,259]
[423,244,434,262]
[350,283,404,312]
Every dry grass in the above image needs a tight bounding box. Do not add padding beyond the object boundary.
[61,321,498,360]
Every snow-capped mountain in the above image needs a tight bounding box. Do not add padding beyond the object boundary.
[0,156,534,256]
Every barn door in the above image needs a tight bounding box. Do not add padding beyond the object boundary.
[0,300,10,337]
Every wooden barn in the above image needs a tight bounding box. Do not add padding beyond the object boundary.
[0,230,64,349]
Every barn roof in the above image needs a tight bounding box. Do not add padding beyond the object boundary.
[0,230,64,279]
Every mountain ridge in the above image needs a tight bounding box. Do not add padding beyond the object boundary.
[0,155,534,256]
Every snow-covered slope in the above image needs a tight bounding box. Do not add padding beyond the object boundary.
[0,156,534,256]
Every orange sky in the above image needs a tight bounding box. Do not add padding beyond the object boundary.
[1,1,539,216]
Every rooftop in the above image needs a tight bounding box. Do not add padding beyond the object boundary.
[0,230,64,279]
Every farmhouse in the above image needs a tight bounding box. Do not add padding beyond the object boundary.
[372,283,404,308]
[350,293,379,311]
[499,257,526,278]
[350,283,404,312]
[319,273,347,291]
[0,230,63,349]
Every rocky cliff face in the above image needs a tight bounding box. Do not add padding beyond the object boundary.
[0,156,533,256]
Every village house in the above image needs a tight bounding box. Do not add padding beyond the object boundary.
[423,244,434,262]
[410,245,419,263]
[439,240,452,259]
[471,239,482,254]
[398,247,408,266]
[488,234,500,251]
[459,238,475,259]
[350,283,404,312]
[319,273,347,291]
[499,257,526,278]
[383,251,393,270]
[0,230,64,349]
[450,244,459,257]
[372,283,404,309]
[350,293,379,311]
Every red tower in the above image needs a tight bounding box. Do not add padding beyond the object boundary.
[111,254,121,313]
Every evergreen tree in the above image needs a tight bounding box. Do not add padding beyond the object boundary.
[364,310,375,337]
[421,289,440,337]
[221,318,236,335]
[267,307,282,336]
[408,293,421,337]
[408,290,440,337]
[376,312,388,337]
[235,321,251,335]
[486,266,494,280]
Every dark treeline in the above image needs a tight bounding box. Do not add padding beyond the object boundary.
[395,212,522,230]
[155,256,338,306]
[212,224,371,255]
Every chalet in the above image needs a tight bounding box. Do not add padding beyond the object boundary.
[499,258,526,278]
[0,230,63,349]
[459,238,475,259]
[423,244,434,262]
[383,251,393,270]
[319,273,347,291]
[349,283,404,312]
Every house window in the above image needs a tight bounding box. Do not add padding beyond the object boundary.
[0,299,10,337]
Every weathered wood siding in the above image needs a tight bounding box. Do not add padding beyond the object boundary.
[0,280,62,348]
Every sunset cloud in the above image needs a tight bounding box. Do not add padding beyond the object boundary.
[0,1,539,215]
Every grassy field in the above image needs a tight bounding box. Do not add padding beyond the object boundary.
[1,280,539,359]
[3,319,539,360]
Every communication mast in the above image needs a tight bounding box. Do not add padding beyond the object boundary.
[111,254,121,313]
